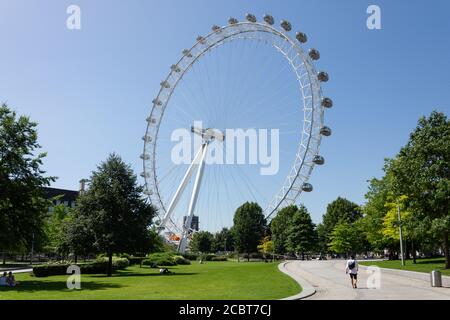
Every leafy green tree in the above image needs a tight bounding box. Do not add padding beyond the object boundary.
[0,104,55,262]
[328,221,356,255]
[270,205,297,254]
[390,111,450,268]
[322,197,362,248]
[190,231,214,253]
[148,228,165,253]
[361,172,393,253]
[233,202,266,261]
[316,223,327,255]
[212,228,234,252]
[73,153,156,276]
[285,205,317,260]
[43,204,70,254]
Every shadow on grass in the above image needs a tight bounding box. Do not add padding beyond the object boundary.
[89,270,198,278]
[0,280,123,292]
[414,259,445,265]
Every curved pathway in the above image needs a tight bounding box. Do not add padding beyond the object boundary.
[281,260,450,300]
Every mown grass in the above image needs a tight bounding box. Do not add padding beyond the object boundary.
[360,257,450,276]
[0,261,300,300]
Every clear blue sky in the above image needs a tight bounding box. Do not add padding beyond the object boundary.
[1,0,449,225]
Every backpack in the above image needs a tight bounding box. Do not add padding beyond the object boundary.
[348,260,356,270]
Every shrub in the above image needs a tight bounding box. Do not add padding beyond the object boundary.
[142,259,158,268]
[199,254,215,261]
[33,257,130,277]
[211,256,227,261]
[32,264,68,277]
[182,253,198,261]
[128,257,145,265]
[173,255,191,265]
[95,257,130,270]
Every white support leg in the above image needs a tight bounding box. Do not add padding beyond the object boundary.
[178,143,208,253]
[160,145,205,231]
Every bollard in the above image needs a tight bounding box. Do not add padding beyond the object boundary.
[430,270,442,287]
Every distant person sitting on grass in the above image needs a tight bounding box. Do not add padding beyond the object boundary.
[0,272,7,286]
[7,272,17,287]
[159,268,173,275]
[345,255,359,289]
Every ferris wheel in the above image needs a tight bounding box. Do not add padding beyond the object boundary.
[141,14,333,253]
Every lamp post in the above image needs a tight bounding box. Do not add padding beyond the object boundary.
[397,202,405,266]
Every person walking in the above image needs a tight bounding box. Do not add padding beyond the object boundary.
[345,255,358,289]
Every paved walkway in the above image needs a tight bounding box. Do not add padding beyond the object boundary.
[283,260,450,300]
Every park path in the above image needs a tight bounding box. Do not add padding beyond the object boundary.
[283,260,450,300]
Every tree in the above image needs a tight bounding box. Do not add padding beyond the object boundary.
[0,104,55,262]
[285,205,317,260]
[73,153,156,276]
[233,202,266,261]
[361,172,393,253]
[257,236,274,261]
[190,231,214,254]
[212,228,234,253]
[390,111,450,268]
[328,221,357,255]
[322,197,362,248]
[270,205,297,255]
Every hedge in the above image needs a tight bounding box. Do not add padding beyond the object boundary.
[211,256,227,261]
[33,257,129,277]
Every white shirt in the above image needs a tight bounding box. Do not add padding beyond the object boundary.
[0,277,6,286]
[346,259,358,274]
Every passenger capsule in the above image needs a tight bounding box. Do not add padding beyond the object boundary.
[320,126,332,137]
[313,155,325,165]
[142,134,153,142]
[302,183,313,192]
[143,189,153,196]
[140,153,150,160]
[317,71,329,82]
[280,20,292,31]
[296,32,308,43]
[140,172,150,178]
[212,25,221,33]
[309,48,320,60]
[196,36,206,44]
[152,99,162,106]
[182,49,193,58]
[228,17,238,25]
[170,64,181,73]
[321,97,333,108]
[160,81,170,89]
[246,13,257,23]
[263,14,274,25]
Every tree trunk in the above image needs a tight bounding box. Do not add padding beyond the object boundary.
[74,255,78,264]
[247,252,250,262]
[412,240,416,264]
[443,232,449,269]
[107,251,113,277]
[2,252,5,265]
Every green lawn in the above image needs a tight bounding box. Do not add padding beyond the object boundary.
[0,261,300,300]
[360,257,450,276]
